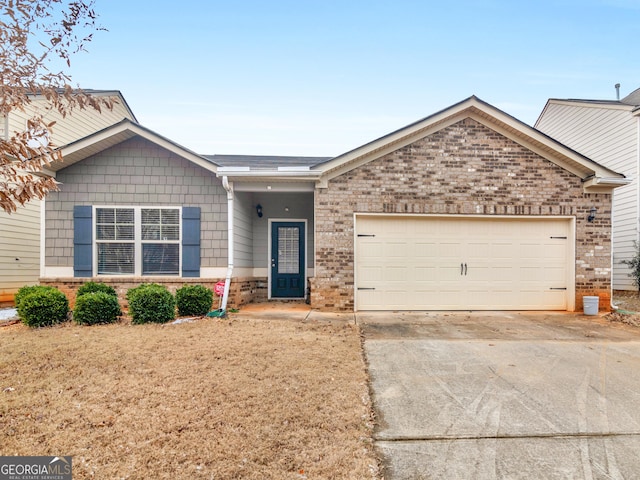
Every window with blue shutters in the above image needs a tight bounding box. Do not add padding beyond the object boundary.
[95,206,181,276]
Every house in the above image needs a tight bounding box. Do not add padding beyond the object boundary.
[0,90,136,303]
[535,87,640,291]
[39,96,628,312]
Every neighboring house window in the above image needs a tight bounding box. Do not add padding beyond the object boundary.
[95,207,181,276]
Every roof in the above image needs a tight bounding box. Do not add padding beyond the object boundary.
[48,96,629,193]
[621,87,640,106]
[539,86,640,110]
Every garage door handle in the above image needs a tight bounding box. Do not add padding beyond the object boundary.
[464,263,467,276]
[461,263,467,275]
[358,287,376,291]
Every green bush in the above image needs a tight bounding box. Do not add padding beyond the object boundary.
[76,282,117,299]
[73,292,122,325]
[18,288,69,327]
[126,284,175,324]
[176,285,213,316]
[14,285,50,311]
[623,241,640,292]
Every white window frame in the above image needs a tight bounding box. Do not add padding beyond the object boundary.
[93,206,182,276]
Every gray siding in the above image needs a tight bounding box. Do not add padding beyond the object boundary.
[45,137,227,270]
[8,94,134,148]
[0,200,40,297]
[537,102,638,290]
[234,192,254,268]
[252,192,314,269]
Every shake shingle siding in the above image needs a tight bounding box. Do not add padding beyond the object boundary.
[45,137,227,269]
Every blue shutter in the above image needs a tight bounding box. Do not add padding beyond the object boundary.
[182,207,201,277]
[73,206,93,277]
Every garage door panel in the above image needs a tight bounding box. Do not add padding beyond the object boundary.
[356,216,571,311]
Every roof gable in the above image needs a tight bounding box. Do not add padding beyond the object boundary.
[49,119,217,175]
[317,96,627,192]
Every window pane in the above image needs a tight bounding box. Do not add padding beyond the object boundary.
[97,208,134,240]
[278,227,299,274]
[98,243,134,275]
[143,244,179,275]
[142,209,180,240]
[97,225,115,240]
[161,225,179,240]
[116,209,134,224]
[161,209,179,225]
[142,224,160,240]
[142,209,160,224]
[116,224,134,240]
[96,208,114,224]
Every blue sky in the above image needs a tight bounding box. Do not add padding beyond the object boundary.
[68,0,640,156]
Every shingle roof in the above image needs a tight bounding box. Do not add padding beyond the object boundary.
[547,86,640,108]
[204,154,331,169]
[621,87,640,106]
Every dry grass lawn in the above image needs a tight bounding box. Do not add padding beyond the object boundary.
[0,314,381,479]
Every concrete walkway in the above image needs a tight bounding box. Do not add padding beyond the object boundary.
[359,311,640,479]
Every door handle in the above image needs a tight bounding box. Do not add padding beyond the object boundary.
[464,263,467,276]
[461,263,464,276]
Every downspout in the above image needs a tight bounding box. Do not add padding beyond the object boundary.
[611,211,618,311]
[221,176,233,312]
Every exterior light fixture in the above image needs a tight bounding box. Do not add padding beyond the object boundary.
[256,204,263,218]
[588,207,596,223]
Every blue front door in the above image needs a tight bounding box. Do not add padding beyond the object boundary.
[271,222,305,298]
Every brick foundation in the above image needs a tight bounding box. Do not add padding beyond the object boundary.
[39,277,268,311]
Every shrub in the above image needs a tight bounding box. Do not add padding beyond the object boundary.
[623,241,640,293]
[18,288,69,327]
[126,284,175,324]
[176,285,213,316]
[14,285,50,311]
[74,292,122,325]
[76,282,117,299]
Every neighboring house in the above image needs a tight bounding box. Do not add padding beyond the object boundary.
[0,90,136,303]
[40,96,627,312]
[535,87,640,291]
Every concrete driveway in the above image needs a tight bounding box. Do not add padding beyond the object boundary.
[359,311,640,479]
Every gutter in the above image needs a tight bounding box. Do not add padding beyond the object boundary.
[221,176,234,312]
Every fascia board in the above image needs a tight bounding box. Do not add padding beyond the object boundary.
[233,181,315,192]
[56,121,217,175]
[583,176,632,193]
[219,170,321,181]
[543,99,634,112]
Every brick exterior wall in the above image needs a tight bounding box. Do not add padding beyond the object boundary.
[310,118,613,311]
[44,137,228,269]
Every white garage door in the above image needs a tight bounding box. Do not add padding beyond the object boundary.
[355,216,572,311]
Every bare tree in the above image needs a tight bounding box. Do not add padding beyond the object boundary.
[0,0,114,213]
